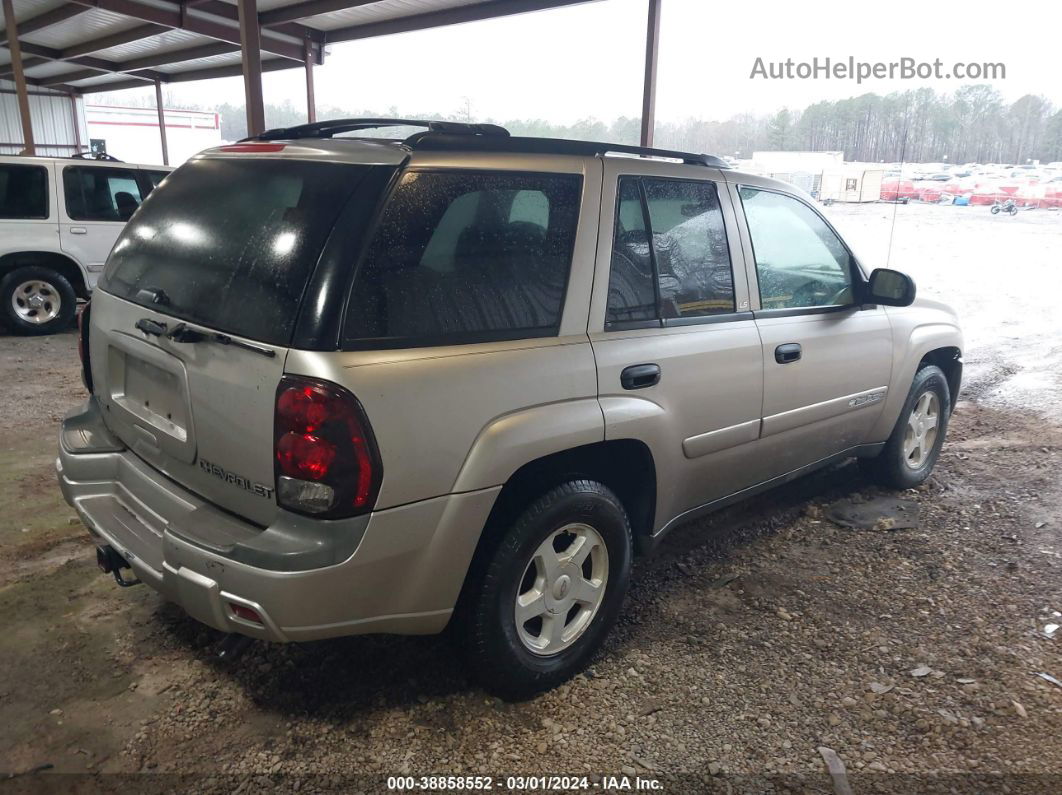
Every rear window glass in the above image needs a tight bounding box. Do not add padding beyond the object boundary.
[0,164,48,219]
[344,170,582,348]
[100,158,369,346]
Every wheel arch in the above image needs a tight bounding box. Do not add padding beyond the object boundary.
[869,321,963,441]
[481,438,657,548]
[0,250,89,299]
[918,346,963,411]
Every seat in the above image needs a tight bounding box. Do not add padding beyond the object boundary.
[114,191,140,221]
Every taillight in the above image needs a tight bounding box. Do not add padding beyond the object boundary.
[273,375,382,518]
[77,301,93,394]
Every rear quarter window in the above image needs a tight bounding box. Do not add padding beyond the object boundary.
[0,164,49,219]
[343,170,583,348]
[100,158,371,346]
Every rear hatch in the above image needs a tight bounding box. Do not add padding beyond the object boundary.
[89,153,391,526]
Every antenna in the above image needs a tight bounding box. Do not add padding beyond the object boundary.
[885,100,911,270]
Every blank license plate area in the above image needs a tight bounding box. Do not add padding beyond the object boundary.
[117,353,189,442]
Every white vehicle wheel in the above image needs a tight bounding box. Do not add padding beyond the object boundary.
[0,266,77,336]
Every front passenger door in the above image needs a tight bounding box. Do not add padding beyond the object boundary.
[735,184,892,476]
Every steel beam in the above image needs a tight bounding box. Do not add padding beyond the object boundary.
[119,41,238,71]
[0,56,47,78]
[238,0,265,137]
[304,38,315,122]
[326,0,591,43]
[640,0,660,148]
[62,22,168,58]
[66,0,310,62]
[260,0,376,27]
[16,41,165,85]
[0,4,86,39]
[85,57,293,94]
[155,80,169,165]
[20,41,240,87]
[2,0,35,154]
[68,92,82,150]
[181,1,325,49]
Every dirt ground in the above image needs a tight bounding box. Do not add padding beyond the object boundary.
[0,204,1060,793]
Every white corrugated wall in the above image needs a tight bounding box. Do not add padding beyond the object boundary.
[0,80,89,157]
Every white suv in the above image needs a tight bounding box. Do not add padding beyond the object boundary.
[0,154,171,335]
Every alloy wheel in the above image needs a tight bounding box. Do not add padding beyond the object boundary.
[515,523,609,656]
[903,391,940,469]
[11,280,61,325]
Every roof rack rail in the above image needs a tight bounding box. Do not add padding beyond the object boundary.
[403,132,730,169]
[244,117,728,169]
[70,151,123,162]
[246,118,510,142]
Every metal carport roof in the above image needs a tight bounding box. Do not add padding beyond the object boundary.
[2,0,663,157]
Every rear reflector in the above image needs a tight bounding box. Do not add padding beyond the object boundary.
[229,603,263,624]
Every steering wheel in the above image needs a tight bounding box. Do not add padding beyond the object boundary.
[792,280,830,307]
[792,280,851,308]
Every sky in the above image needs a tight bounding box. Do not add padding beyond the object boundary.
[91,0,1062,123]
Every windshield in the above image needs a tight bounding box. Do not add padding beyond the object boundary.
[99,158,372,346]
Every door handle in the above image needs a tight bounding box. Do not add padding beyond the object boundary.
[621,363,661,390]
[775,343,802,364]
[69,227,87,234]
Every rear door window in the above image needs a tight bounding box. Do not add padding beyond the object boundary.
[605,178,656,324]
[343,170,582,348]
[100,158,373,346]
[63,166,144,221]
[0,164,49,219]
[606,176,735,327]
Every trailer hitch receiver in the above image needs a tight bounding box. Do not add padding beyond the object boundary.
[96,545,141,587]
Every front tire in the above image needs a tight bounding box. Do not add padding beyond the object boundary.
[0,266,77,336]
[457,480,632,700]
[861,364,951,489]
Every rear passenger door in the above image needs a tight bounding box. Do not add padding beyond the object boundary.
[58,165,145,284]
[732,181,892,475]
[589,161,766,532]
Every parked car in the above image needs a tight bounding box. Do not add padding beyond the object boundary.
[0,154,171,335]
[57,120,963,698]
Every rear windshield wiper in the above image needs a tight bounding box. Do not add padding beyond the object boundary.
[135,319,275,358]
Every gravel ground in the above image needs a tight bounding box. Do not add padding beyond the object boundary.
[0,204,1060,793]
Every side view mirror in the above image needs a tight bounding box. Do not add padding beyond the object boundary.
[866,268,916,307]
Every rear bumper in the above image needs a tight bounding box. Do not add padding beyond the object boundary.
[57,399,500,642]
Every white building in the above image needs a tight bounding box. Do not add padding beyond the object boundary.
[86,105,222,166]
[749,151,883,203]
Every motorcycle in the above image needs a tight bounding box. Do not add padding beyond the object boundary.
[991,198,1018,216]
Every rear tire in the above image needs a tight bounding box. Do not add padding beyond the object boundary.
[0,265,77,336]
[457,480,632,700]
[860,364,951,489]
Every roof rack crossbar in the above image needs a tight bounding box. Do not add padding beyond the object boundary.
[246,118,510,142]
